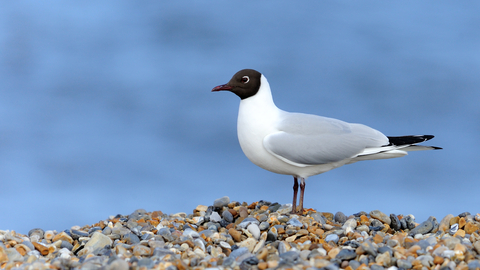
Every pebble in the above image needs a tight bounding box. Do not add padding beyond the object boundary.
[325,234,339,243]
[334,212,347,223]
[213,196,230,208]
[370,210,391,225]
[336,248,356,260]
[209,211,222,222]
[408,216,436,236]
[1,201,480,270]
[390,214,401,231]
[343,218,357,233]
[247,223,261,240]
[222,210,234,223]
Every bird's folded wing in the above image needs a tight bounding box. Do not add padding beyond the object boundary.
[263,131,369,167]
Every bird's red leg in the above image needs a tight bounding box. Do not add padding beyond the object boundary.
[291,177,298,214]
[298,178,306,214]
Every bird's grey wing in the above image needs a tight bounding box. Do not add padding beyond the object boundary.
[263,113,388,167]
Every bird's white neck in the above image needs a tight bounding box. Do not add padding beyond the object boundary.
[238,74,278,116]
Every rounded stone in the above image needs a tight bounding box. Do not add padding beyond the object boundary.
[335,249,356,260]
[259,221,270,231]
[222,210,234,223]
[213,196,230,208]
[334,212,347,224]
[123,233,140,245]
[28,228,44,239]
[247,224,261,240]
[325,234,339,243]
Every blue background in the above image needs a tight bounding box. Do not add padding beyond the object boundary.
[1,1,479,234]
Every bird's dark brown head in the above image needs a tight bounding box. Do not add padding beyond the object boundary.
[212,69,262,100]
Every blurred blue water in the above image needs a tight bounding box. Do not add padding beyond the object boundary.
[0,1,479,234]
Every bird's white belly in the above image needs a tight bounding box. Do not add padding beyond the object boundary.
[237,106,349,179]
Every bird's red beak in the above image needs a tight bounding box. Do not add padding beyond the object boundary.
[212,84,232,92]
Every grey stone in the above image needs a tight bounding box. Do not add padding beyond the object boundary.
[349,260,361,270]
[397,259,412,269]
[257,214,268,222]
[268,203,281,212]
[311,212,326,224]
[259,221,270,231]
[404,215,416,230]
[128,209,148,221]
[378,246,392,256]
[279,250,299,262]
[387,239,398,248]
[400,218,407,230]
[229,247,249,260]
[28,228,44,239]
[71,229,89,239]
[287,217,303,227]
[278,241,288,254]
[361,241,377,256]
[213,196,230,208]
[370,264,385,270]
[222,210,234,223]
[409,217,434,236]
[468,260,480,270]
[61,241,74,250]
[417,239,432,249]
[336,249,356,260]
[325,234,339,243]
[123,233,140,245]
[390,214,401,231]
[222,257,235,267]
[137,258,155,268]
[335,212,347,224]
[240,256,259,268]
[238,218,260,228]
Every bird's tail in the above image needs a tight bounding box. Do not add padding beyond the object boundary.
[387,135,442,151]
[347,135,441,164]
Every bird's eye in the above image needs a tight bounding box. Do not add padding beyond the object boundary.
[241,76,250,83]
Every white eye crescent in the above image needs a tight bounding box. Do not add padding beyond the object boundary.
[241,76,250,83]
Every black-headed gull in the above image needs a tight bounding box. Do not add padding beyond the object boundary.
[212,69,441,214]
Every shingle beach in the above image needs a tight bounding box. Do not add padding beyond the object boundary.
[1,196,480,270]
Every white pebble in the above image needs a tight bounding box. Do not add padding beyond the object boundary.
[247,224,261,240]
[219,241,231,249]
[316,248,327,256]
[342,218,357,233]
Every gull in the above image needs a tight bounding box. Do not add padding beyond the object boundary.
[212,69,441,214]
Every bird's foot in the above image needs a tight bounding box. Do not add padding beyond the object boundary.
[290,207,304,215]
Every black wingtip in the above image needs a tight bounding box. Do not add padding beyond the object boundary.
[387,135,436,146]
